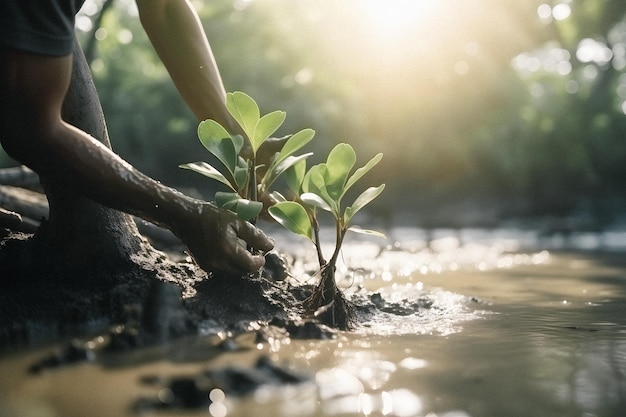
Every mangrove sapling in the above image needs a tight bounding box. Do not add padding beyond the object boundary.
[269,143,385,329]
[180,91,314,259]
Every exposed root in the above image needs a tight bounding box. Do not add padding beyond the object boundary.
[303,265,355,330]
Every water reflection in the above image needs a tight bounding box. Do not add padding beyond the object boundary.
[283,227,555,288]
[315,362,423,416]
[573,339,626,412]
[322,389,423,416]
[2,229,626,417]
[528,318,626,414]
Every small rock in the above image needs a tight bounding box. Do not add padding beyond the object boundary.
[29,339,95,373]
[262,250,290,282]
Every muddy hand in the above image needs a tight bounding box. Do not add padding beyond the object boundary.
[180,203,274,274]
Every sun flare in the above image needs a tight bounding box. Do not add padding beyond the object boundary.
[361,0,439,39]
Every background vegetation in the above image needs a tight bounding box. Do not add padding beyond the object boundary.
[2,0,626,228]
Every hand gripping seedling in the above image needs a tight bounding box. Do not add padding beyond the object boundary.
[181,92,384,329]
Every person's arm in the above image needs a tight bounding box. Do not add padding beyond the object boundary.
[135,0,243,134]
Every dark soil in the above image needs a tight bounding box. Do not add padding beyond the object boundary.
[0,229,314,351]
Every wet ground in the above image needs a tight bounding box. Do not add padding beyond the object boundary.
[1,227,626,417]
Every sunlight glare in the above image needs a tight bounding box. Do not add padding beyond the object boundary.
[362,0,438,39]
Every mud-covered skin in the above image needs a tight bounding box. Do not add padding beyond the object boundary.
[172,202,273,275]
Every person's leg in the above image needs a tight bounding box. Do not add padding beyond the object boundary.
[0,47,272,273]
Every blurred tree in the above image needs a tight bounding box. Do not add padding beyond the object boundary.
[485,1,626,217]
[3,0,625,225]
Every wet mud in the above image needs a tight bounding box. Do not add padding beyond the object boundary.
[11,227,620,417]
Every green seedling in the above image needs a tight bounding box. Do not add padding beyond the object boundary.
[181,92,384,329]
[269,143,384,329]
[180,91,314,222]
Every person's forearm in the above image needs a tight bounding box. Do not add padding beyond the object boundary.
[136,0,243,134]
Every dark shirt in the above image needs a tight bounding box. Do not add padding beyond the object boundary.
[0,0,87,56]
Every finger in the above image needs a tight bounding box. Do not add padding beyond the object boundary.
[236,222,274,252]
[223,243,266,273]
[237,251,267,273]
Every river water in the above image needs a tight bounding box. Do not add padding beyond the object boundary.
[1,227,626,417]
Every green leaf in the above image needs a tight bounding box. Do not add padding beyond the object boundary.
[268,201,313,241]
[325,143,356,201]
[347,226,386,239]
[215,191,241,209]
[274,128,315,165]
[285,159,307,195]
[233,164,249,190]
[231,134,245,155]
[179,162,236,191]
[262,152,313,191]
[226,91,259,139]
[302,164,338,215]
[269,191,287,202]
[300,192,332,212]
[252,110,286,153]
[215,192,262,221]
[344,184,385,223]
[234,199,263,221]
[198,119,230,142]
[344,153,383,194]
[197,120,238,175]
[301,163,327,194]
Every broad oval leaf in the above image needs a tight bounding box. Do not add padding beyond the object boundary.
[234,199,263,221]
[344,184,385,224]
[285,159,307,195]
[198,119,230,143]
[262,152,313,191]
[274,128,315,165]
[197,120,238,175]
[301,164,327,195]
[302,164,338,215]
[344,153,383,194]
[300,192,332,212]
[252,110,286,153]
[226,91,259,139]
[215,192,262,221]
[179,162,236,191]
[325,143,356,200]
[215,191,241,210]
[231,134,245,155]
[233,165,249,190]
[268,201,313,241]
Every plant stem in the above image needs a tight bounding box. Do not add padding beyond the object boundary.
[328,221,346,269]
[311,211,326,268]
[249,157,258,225]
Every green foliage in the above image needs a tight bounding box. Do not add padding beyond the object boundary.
[269,142,384,329]
[268,201,313,241]
[180,92,314,222]
[269,143,384,265]
[226,92,286,155]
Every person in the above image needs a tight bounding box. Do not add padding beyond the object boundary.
[0,0,274,274]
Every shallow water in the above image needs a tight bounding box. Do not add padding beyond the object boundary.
[1,227,626,417]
